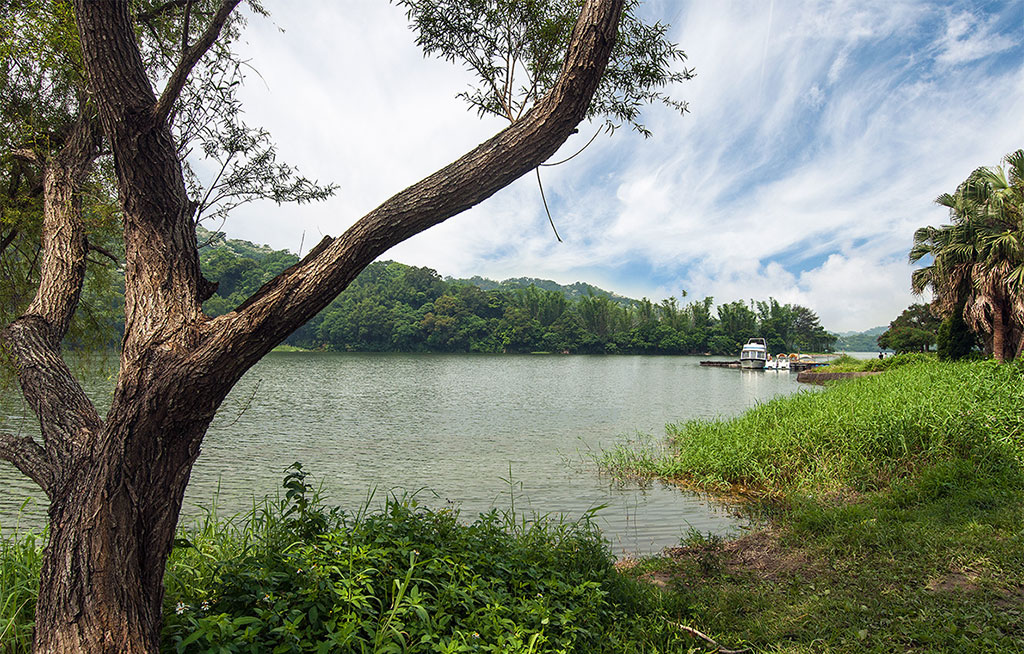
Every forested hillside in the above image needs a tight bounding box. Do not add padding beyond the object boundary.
[834,326,887,352]
[197,229,837,355]
[452,275,633,305]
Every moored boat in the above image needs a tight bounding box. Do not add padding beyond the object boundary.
[739,338,768,369]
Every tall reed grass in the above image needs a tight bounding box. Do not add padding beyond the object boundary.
[0,525,42,653]
[601,359,1024,494]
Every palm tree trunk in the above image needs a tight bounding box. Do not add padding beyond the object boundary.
[992,307,1006,362]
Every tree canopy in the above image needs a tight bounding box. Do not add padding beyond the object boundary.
[876,303,940,354]
[397,0,693,135]
[911,149,1023,361]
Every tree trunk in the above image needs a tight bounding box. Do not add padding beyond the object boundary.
[34,469,176,653]
[992,305,1006,362]
[31,359,227,653]
[2,1,625,651]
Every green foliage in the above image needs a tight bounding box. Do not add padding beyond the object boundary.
[0,472,699,654]
[395,0,693,136]
[936,300,977,361]
[877,303,940,353]
[0,519,43,654]
[601,359,1024,493]
[197,229,839,357]
[154,468,690,653]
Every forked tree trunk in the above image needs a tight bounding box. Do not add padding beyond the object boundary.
[0,1,624,651]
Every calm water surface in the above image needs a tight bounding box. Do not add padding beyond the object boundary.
[1,353,811,554]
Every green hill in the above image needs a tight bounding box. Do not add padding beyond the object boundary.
[835,326,888,352]
[450,275,633,306]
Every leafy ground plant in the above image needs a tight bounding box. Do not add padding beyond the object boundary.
[159,470,705,653]
[3,465,752,653]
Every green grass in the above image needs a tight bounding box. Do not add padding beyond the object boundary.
[816,352,932,373]
[603,359,1024,652]
[617,459,1024,653]
[0,528,42,653]
[600,359,1024,494]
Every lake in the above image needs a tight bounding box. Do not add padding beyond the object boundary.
[1,353,811,554]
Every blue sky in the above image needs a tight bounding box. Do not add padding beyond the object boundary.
[215,0,1024,332]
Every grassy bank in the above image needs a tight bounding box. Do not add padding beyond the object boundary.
[816,352,933,374]
[604,359,1024,652]
[600,359,1023,494]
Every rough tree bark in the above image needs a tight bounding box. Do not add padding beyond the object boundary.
[0,0,625,651]
[991,305,1005,362]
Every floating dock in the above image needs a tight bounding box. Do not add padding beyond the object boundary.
[789,360,829,372]
[699,360,742,368]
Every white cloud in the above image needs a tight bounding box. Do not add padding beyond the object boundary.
[933,10,1018,67]
[204,0,1024,332]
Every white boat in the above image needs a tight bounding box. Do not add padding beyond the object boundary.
[740,338,768,369]
[764,354,790,371]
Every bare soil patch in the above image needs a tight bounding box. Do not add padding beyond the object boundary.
[631,528,829,589]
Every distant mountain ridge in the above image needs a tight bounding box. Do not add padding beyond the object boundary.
[835,326,887,352]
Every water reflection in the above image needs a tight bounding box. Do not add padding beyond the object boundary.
[1,353,808,554]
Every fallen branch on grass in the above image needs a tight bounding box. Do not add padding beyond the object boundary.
[667,621,752,654]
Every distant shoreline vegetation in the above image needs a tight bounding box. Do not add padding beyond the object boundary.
[199,228,837,356]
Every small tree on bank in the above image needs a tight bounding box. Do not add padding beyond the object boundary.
[0,1,697,651]
[936,299,977,360]
[877,303,940,354]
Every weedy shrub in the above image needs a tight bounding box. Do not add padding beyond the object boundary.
[160,465,691,653]
[0,464,706,654]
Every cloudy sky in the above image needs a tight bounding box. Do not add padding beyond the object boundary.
[211,0,1024,333]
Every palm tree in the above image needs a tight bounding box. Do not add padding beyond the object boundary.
[910,149,1024,361]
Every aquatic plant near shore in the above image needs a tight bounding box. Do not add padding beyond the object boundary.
[600,359,1024,494]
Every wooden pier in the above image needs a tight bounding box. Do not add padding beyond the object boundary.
[699,360,742,368]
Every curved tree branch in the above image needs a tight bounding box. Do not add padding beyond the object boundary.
[24,115,103,339]
[1,113,104,492]
[10,148,42,166]
[200,0,625,369]
[87,242,121,266]
[153,0,241,126]
[0,228,17,258]
[0,432,56,495]
[2,317,103,496]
